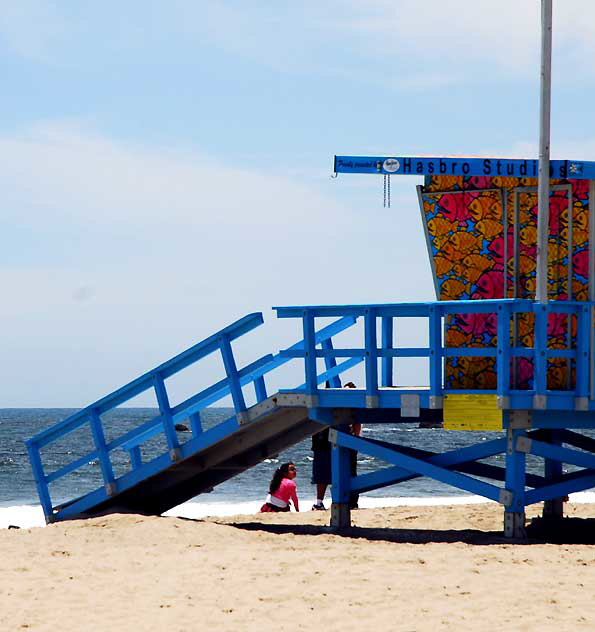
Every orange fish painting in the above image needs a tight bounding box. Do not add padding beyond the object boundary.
[427,217,457,237]
[475,219,503,239]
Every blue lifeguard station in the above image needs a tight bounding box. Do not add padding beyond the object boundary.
[26,154,595,537]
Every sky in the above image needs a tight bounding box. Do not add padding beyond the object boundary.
[4,0,595,407]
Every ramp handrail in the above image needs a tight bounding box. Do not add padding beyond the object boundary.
[26,312,356,522]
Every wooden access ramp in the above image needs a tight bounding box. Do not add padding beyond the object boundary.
[26,313,354,524]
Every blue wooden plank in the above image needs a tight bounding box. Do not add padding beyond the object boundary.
[533,304,548,395]
[219,333,247,414]
[281,348,366,358]
[153,373,179,453]
[302,311,318,394]
[525,472,595,505]
[335,429,503,501]
[444,348,498,357]
[528,439,595,470]
[364,308,378,399]
[331,436,352,504]
[25,440,54,520]
[129,445,142,469]
[109,414,163,451]
[496,302,511,398]
[381,316,394,387]
[189,411,203,436]
[350,437,507,492]
[253,375,268,402]
[505,429,526,512]
[89,408,115,487]
[45,449,100,484]
[576,305,591,398]
[294,357,364,391]
[321,338,341,388]
[428,305,442,398]
[377,348,430,358]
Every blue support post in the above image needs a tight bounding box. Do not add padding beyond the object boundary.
[219,333,247,421]
[504,428,527,537]
[153,373,180,460]
[364,308,378,407]
[253,375,268,402]
[381,316,394,387]
[189,411,203,437]
[25,440,53,523]
[330,426,353,529]
[542,429,564,518]
[89,408,116,495]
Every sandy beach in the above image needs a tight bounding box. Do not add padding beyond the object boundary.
[2,502,595,631]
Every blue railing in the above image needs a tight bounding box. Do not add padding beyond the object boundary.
[275,299,594,410]
[26,312,356,522]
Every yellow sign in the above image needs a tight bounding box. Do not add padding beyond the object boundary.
[443,394,503,431]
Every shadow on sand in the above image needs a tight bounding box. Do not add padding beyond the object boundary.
[219,516,595,546]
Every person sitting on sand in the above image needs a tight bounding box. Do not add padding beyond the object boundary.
[260,462,300,512]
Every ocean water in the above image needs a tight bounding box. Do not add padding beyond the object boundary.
[2,408,594,529]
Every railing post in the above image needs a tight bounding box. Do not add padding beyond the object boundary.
[497,303,511,406]
[381,316,394,387]
[364,308,378,407]
[533,303,548,408]
[321,338,342,387]
[303,310,318,399]
[129,446,142,470]
[89,408,116,495]
[576,304,590,404]
[428,305,443,405]
[219,333,248,423]
[153,373,180,460]
[189,411,203,436]
[25,440,53,523]
[253,376,268,402]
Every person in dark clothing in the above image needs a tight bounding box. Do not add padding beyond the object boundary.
[310,381,361,510]
[310,428,332,510]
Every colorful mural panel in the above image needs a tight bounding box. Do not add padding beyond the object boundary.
[421,175,591,390]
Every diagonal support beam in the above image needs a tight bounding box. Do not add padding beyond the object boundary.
[334,431,504,502]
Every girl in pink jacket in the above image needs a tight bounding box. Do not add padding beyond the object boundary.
[260,462,299,512]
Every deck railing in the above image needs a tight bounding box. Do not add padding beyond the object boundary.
[275,299,594,410]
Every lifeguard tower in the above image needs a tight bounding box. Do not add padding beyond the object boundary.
[25,152,595,538]
[27,1,595,537]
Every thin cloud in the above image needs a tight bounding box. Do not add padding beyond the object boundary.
[0,122,343,231]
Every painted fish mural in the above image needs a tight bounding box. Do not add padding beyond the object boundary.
[421,175,590,390]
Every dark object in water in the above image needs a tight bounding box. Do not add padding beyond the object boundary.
[174,423,190,432]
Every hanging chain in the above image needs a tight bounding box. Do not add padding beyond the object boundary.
[387,174,391,208]
[383,174,391,208]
